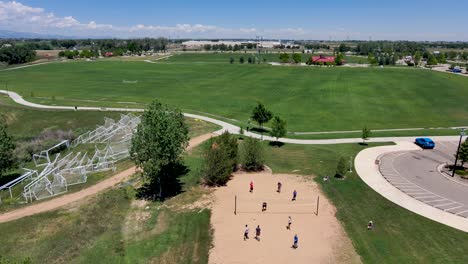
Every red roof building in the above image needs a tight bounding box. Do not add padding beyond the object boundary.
[312,55,335,63]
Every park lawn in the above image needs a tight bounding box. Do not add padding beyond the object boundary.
[1,60,467,132]
[166,52,368,64]
[0,142,213,264]
[287,128,460,140]
[264,142,468,263]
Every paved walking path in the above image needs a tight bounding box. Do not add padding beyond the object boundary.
[355,141,468,232]
[0,61,52,72]
[0,133,214,223]
[0,90,461,144]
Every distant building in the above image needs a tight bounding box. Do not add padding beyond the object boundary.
[181,40,282,49]
[1,43,12,48]
[311,55,335,63]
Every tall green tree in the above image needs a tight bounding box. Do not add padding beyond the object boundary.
[334,53,344,65]
[456,138,468,167]
[292,53,301,63]
[427,55,438,65]
[414,51,422,66]
[131,100,189,199]
[279,53,290,63]
[239,56,245,64]
[0,117,15,177]
[270,116,287,142]
[202,132,238,186]
[251,102,273,128]
[361,126,372,144]
[241,137,265,171]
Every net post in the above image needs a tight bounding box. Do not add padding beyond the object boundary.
[234,195,237,215]
[316,195,320,216]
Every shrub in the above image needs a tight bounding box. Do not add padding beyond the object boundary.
[202,132,238,186]
[335,156,347,178]
[241,137,264,171]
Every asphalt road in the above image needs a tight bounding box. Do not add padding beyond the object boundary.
[380,140,468,218]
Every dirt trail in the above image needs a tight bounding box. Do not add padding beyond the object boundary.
[209,171,361,264]
[0,133,215,224]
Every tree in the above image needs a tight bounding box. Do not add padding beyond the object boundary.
[456,138,468,167]
[334,53,344,65]
[0,46,36,65]
[270,116,287,142]
[248,57,253,64]
[239,56,245,64]
[0,117,15,177]
[414,51,422,66]
[230,57,234,64]
[279,53,290,63]
[130,100,189,199]
[251,102,273,128]
[292,53,301,63]
[241,137,265,171]
[335,157,347,178]
[202,132,238,186]
[361,126,371,144]
[427,55,438,65]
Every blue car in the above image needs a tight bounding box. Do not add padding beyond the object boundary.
[415,138,435,149]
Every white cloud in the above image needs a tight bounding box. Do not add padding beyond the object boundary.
[0,1,466,40]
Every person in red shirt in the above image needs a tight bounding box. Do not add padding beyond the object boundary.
[249,181,254,193]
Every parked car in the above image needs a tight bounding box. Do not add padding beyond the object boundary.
[415,138,435,149]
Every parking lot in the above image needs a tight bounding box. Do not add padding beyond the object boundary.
[379,140,468,218]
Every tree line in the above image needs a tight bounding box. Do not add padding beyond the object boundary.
[0,45,36,65]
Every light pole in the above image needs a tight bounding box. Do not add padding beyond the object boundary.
[452,128,466,177]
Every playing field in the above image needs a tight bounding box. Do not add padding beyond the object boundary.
[210,171,360,264]
[1,58,468,132]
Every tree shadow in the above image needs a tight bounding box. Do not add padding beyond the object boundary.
[358,142,368,146]
[250,127,269,133]
[136,162,189,201]
[268,141,285,147]
[0,172,21,186]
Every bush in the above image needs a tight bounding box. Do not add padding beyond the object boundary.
[202,132,238,186]
[13,129,74,163]
[335,156,347,178]
[241,137,264,171]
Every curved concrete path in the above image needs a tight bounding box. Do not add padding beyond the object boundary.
[355,141,468,232]
[0,90,461,145]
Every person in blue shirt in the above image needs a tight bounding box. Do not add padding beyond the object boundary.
[292,190,297,201]
[293,234,298,249]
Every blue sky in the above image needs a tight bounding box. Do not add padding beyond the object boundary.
[1,0,468,40]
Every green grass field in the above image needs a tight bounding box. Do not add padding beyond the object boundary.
[1,60,467,133]
[165,52,368,64]
[264,143,468,263]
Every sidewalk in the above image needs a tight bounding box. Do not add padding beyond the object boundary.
[355,141,468,232]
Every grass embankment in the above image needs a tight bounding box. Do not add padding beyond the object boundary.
[2,60,467,132]
[0,95,219,211]
[0,127,214,264]
[264,143,468,263]
[0,135,205,264]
